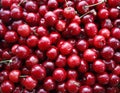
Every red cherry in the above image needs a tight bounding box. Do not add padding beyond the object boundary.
[1,80,14,93]
[93,60,106,73]
[27,35,38,47]
[17,24,31,37]
[31,64,46,80]
[79,85,92,93]
[53,68,67,82]
[9,70,20,83]
[67,69,78,79]
[83,49,97,62]
[67,54,81,68]
[21,76,37,91]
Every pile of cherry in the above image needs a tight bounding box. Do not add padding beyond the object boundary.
[0,0,120,93]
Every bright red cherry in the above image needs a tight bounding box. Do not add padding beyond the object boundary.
[113,65,120,76]
[21,76,37,91]
[53,68,67,82]
[36,26,48,37]
[31,64,46,80]
[0,70,9,83]
[1,80,14,93]
[93,60,106,74]
[4,31,18,43]
[98,9,109,19]
[63,7,76,19]
[83,49,97,62]
[44,11,57,26]
[67,54,81,68]
[15,45,30,59]
[38,36,51,51]
[27,35,38,47]
[111,27,120,39]
[93,35,106,49]
[101,46,114,60]
[109,8,119,19]
[55,20,66,32]
[55,54,67,67]
[99,28,110,39]
[109,74,120,86]
[66,79,80,93]
[39,5,48,17]
[9,70,20,83]
[43,76,55,91]
[47,0,58,10]
[67,69,78,79]
[59,41,73,55]
[97,73,109,85]
[1,0,12,9]
[57,83,66,93]
[68,22,81,36]
[84,72,96,85]
[85,22,98,37]
[79,85,92,93]
[17,24,31,37]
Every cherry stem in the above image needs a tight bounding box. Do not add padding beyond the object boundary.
[85,0,107,8]
[0,60,12,64]
[80,9,96,18]
[19,75,28,78]
[65,0,69,8]
[18,0,26,6]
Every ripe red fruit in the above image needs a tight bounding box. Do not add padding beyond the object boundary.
[31,64,46,80]
[9,70,21,83]
[53,68,67,82]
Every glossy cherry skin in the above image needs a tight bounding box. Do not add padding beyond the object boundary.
[81,14,94,24]
[43,60,55,75]
[101,46,114,60]
[76,1,89,14]
[37,88,48,93]
[0,23,7,38]
[84,72,95,85]
[78,59,88,73]
[1,80,14,93]
[67,54,81,68]
[15,45,30,59]
[44,11,57,26]
[39,5,48,17]
[25,1,38,12]
[0,70,9,83]
[85,22,98,37]
[93,60,106,74]
[4,31,18,43]
[109,74,120,86]
[21,76,37,91]
[27,35,38,47]
[97,73,109,85]
[55,54,67,67]
[59,41,73,55]
[55,20,66,32]
[49,32,61,44]
[99,28,110,39]
[11,20,23,31]
[93,35,106,49]
[109,8,119,19]
[111,27,120,39]
[98,9,109,19]
[53,68,67,82]
[31,64,46,80]
[107,37,120,50]
[17,24,31,37]
[93,84,105,93]
[83,49,97,62]
[46,46,58,60]
[79,85,92,93]
[67,69,78,79]
[1,0,12,9]
[47,0,58,10]
[66,79,80,93]
[38,36,51,51]
[9,70,20,83]
[43,76,55,91]
[104,60,116,71]
[36,26,48,37]
[57,83,67,93]
[101,19,113,30]
[63,7,76,19]
[68,22,81,36]
[113,65,120,76]
[25,55,39,69]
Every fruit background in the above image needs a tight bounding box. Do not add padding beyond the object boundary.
[0,0,120,93]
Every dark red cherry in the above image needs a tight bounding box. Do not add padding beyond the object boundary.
[66,79,80,93]
[0,70,9,83]
[31,64,46,80]
[39,5,48,17]
[27,35,38,47]
[53,68,67,82]
[47,0,58,10]
[93,84,105,93]
[67,69,78,79]
[1,80,14,93]
[109,74,120,86]
[79,85,92,93]
[1,0,12,9]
